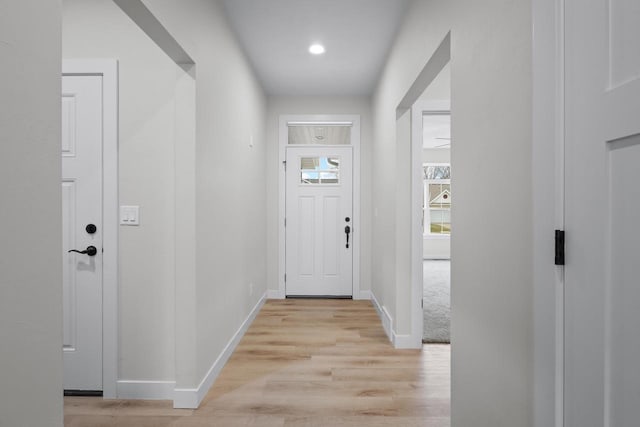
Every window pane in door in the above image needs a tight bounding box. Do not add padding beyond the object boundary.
[300,157,340,184]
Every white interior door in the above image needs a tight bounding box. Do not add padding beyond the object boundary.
[62,75,103,391]
[285,146,353,296]
[564,0,640,424]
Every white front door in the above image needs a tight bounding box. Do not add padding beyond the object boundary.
[285,146,353,296]
[62,75,103,391]
[564,0,640,424]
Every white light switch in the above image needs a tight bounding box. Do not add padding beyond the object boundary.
[120,205,140,226]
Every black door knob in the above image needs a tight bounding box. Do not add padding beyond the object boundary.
[85,224,97,234]
[68,245,98,257]
[344,225,351,249]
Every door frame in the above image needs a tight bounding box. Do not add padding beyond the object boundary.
[410,100,450,348]
[62,59,119,399]
[532,0,565,425]
[277,114,361,299]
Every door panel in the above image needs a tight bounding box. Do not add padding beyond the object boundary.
[62,75,103,391]
[62,180,78,351]
[564,0,640,424]
[609,137,640,425]
[286,146,353,296]
[322,196,339,276]
[610,0,640,87]
[298,196,315,276]
[62,94,77,156]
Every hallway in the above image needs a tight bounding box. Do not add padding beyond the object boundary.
[64,299,450,426]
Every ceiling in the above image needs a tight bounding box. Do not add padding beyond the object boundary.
[421,63,451,149]
[423,114,451,149]
[222,0,410,96]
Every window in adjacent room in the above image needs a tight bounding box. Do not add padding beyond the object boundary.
[423,163,451,235]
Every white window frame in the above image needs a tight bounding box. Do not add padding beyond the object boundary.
[423,162,451,239]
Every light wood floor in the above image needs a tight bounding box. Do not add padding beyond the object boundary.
[65,299,451,426]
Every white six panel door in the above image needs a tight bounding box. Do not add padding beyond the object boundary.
[285,146,353,296]
[62,75,103,391]
[564,0,640,424]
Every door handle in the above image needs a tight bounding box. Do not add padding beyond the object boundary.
[344,225,351,249]
[68,245,98,257]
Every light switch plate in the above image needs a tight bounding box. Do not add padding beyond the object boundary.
[120,205,140,226]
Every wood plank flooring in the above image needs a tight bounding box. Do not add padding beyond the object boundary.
[65,299,451,426]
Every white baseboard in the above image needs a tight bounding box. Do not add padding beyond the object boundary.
[173,292,266,409]
[267,289,285,299]
[355,290,371,300]
[393,332,418,349]
[370,291,421,349]
[370,291,393,344]
[116,380,175,400]
[173,387,199,409]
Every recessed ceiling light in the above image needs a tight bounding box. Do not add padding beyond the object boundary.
[309,44,325,55]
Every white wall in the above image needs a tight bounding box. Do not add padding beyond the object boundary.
[63,0,181,382]
[143,0,268,392]
[420,62,451,102]
[372,1,532,426]
[0,1,63,426]
[63,0,268,402]
[265,96,373,297]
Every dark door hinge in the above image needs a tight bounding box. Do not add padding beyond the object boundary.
[555,230,565,266]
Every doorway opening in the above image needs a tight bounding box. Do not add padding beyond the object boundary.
[285,144,353,297]
[416,94,451,344]
[412,62,451,344]
[393,32,450,349]
[61,60,118,398]
[277,115,362,299]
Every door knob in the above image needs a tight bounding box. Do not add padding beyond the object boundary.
[68,245,98,257]
[344,225,351,249]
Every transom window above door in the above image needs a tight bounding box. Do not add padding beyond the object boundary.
[288,123,352,145]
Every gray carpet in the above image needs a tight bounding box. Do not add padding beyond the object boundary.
[423,260,450,343]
